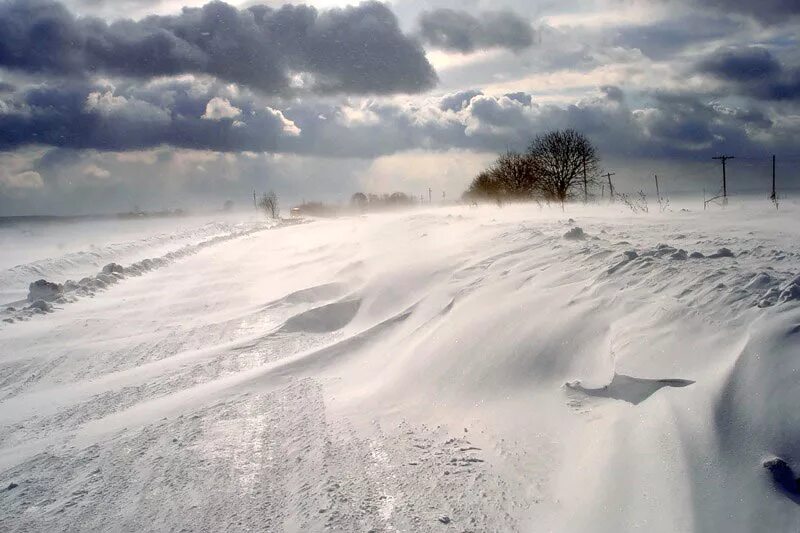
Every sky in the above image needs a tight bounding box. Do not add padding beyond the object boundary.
[0,0,798,215]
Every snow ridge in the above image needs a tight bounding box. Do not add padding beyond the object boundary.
[2,221,279,324]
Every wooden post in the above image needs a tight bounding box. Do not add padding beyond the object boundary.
[606,172,615,202]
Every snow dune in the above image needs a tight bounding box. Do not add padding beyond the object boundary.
[1,201,799,532]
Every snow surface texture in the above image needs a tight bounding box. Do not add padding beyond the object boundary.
[1,201,800,532]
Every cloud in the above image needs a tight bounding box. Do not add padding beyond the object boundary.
[82,163,111,179]
[202,97,241,120]
[439,89,484,111]
[85,90,171,122]
[0,78,788,161]
[697,46,800,101]
[613,15,733,60]
[699,46,782,82]
[0,169,44,189]
[600,85,624,102]
[0,0,437,95]
[265,106,301,136]
[687,0,800,24]
[0,79,306,152]
[417,8,534,53]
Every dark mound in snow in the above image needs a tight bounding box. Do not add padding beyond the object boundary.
[27,279,63,302]
[709,248,735,259]
[102,263,125,275]
[27,300,53,313]
[563,227,586,240]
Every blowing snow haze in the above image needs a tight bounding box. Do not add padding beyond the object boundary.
[2,1,800,532]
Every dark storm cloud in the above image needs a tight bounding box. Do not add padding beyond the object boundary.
[0,0,437,95]
[0,79,304,152]
[0,79,784,160]
[600,86,624,103]
[699,46,781,81]
[614,15,735,60]
[417,8,534,53]
[698,46,800,101]
[691,0,800,24]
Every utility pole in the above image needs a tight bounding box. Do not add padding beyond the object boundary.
[604,172,616,202]
[253,190,257,209]
[712,155,735,205]
[771,154,777,202]
[654,174,662,211]
[428,188,432,205]
[582,155,588,203]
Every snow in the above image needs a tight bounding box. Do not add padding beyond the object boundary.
[1,200,800,531]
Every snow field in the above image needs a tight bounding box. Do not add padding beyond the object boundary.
[1,201,799,531]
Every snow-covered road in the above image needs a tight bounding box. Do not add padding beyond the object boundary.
[1,202,800,532]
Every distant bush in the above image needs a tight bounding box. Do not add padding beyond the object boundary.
[258,190,280,218]
[464,129,600,205]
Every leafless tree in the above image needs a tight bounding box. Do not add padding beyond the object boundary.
[493,151,539,199]
[258,190,280,218]
[528,129,599,204]
[351,192,368,211]
[464,168,505,204]
[464,150,539,203]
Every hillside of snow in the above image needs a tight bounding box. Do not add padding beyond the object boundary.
[1,201,800,532]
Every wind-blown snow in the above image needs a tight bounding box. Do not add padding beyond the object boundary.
[1,201,799,531]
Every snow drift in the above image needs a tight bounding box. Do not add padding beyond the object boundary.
[0,201,799,532]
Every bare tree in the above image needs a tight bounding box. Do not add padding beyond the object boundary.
[464,168,505,203]
[258,190,280,218]
[351,192,368,211]
[528,129,599,204]
[464,150,539,203]
[493,151,539,199]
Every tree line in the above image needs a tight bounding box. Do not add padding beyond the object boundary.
[463,129,600,205]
